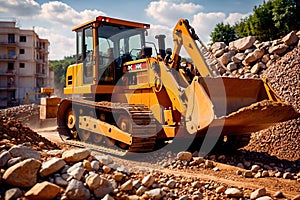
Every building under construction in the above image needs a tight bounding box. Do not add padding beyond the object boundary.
[0,20,54,108]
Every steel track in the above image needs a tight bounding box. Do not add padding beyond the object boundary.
[57,98,158,156]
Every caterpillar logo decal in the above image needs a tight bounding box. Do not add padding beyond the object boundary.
[127,62,147,71]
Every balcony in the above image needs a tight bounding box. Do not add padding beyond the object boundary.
[0,41,18,47]
[0,55,17,61]
[35,72,47,78]
[0,84,17,90]
[0,70,16,75]
[37,47,49,54]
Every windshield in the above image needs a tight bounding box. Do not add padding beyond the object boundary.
[97,25,146,60]
[96,24,146,83]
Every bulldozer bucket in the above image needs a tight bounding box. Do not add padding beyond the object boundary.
[197,77,299,136]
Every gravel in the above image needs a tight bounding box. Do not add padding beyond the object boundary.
[245,47,300,161]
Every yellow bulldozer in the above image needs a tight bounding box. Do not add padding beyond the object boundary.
[57,16,299,154]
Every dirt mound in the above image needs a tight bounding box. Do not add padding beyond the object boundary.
[0,104,40,125]
[0,117,59,151]
[245,47,300,161]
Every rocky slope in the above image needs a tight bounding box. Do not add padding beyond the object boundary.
[209,30,300,161]
[0,104,39,125]
[0,117,59,151]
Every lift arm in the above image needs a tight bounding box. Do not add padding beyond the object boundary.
[170,19,216,77]
[25,88,54,104]
[153,19,217,134]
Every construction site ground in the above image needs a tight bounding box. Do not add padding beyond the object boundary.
[0,107,298,199]
[1,40,300,199]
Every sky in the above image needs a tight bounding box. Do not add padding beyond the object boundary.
[0,0,265,60]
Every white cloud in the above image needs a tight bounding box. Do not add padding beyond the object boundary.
[0,0,107,60]
[77,9,106,25]
[0,0,40,16]
[145,0,203,25]
[39,1,105,28]
[0,0,251,60]
[223,12,250,25]
[34,26,75,60]
[191,12,226,44]
[36,1,105,59]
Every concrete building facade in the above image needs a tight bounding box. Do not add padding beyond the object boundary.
[0,20,53,108]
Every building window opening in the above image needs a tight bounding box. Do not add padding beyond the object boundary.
[20,36,26,42]
[19,63,25,68]
[8,34,15,43]
[8,63,14,72]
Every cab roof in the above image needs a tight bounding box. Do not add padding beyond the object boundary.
[72,16,150,31]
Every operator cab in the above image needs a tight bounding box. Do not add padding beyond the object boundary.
[73,16,150,85]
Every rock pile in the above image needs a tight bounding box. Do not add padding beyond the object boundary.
[166,151,300,181]
[2,147,300,200]
[210,31,300,162]
[0,117,59,151]
[0,104,39,126]
[210,30,300,78]
[246,117,300,161]
[245,45,300,161]
[0,147,221,199]
[262,46,300,112]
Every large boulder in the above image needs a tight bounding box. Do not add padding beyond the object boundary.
[268,44,288,55]
[145,188,165,200]
[93,178,114,198]
[39,157,66,177]
[282,31,299,46]
[218,52,231,65]
[4,188,22,200]
[85,173,114,198]
[8,145,40,160]
[67,162,85,180]
[232,53,245,64]
[251,62,265,74]
[177,151,193,162]
[229,36,256,51]
[2,158,41,187]
[243,49,264,65]
[142,174,156,188]
[24,181,61,200]
[62,149,91,163]
[85,174,102,191]
[250,187,267,199]
[225,188,243,198]
[210,42,227,53]
[65,179,90,200]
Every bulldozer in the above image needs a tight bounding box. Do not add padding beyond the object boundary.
[57,16,299,155]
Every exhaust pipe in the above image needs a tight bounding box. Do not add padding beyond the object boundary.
[155,34,166,58]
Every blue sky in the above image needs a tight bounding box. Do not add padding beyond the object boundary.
[0,0,264,60]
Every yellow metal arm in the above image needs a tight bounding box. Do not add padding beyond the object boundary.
[25,88,54,104]
[170,19,214,77]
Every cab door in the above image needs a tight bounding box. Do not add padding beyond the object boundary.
[76,26,94,85]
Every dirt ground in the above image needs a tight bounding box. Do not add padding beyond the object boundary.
[31,117,300,199]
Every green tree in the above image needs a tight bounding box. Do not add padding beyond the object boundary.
[216,0,300,42]
[249,1,277,41]
[234,18,252,38]
[272,0,298,36]
[210,22,237,45]
[50,55,76,90]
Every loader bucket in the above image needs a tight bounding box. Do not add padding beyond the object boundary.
[198,77,300,136]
